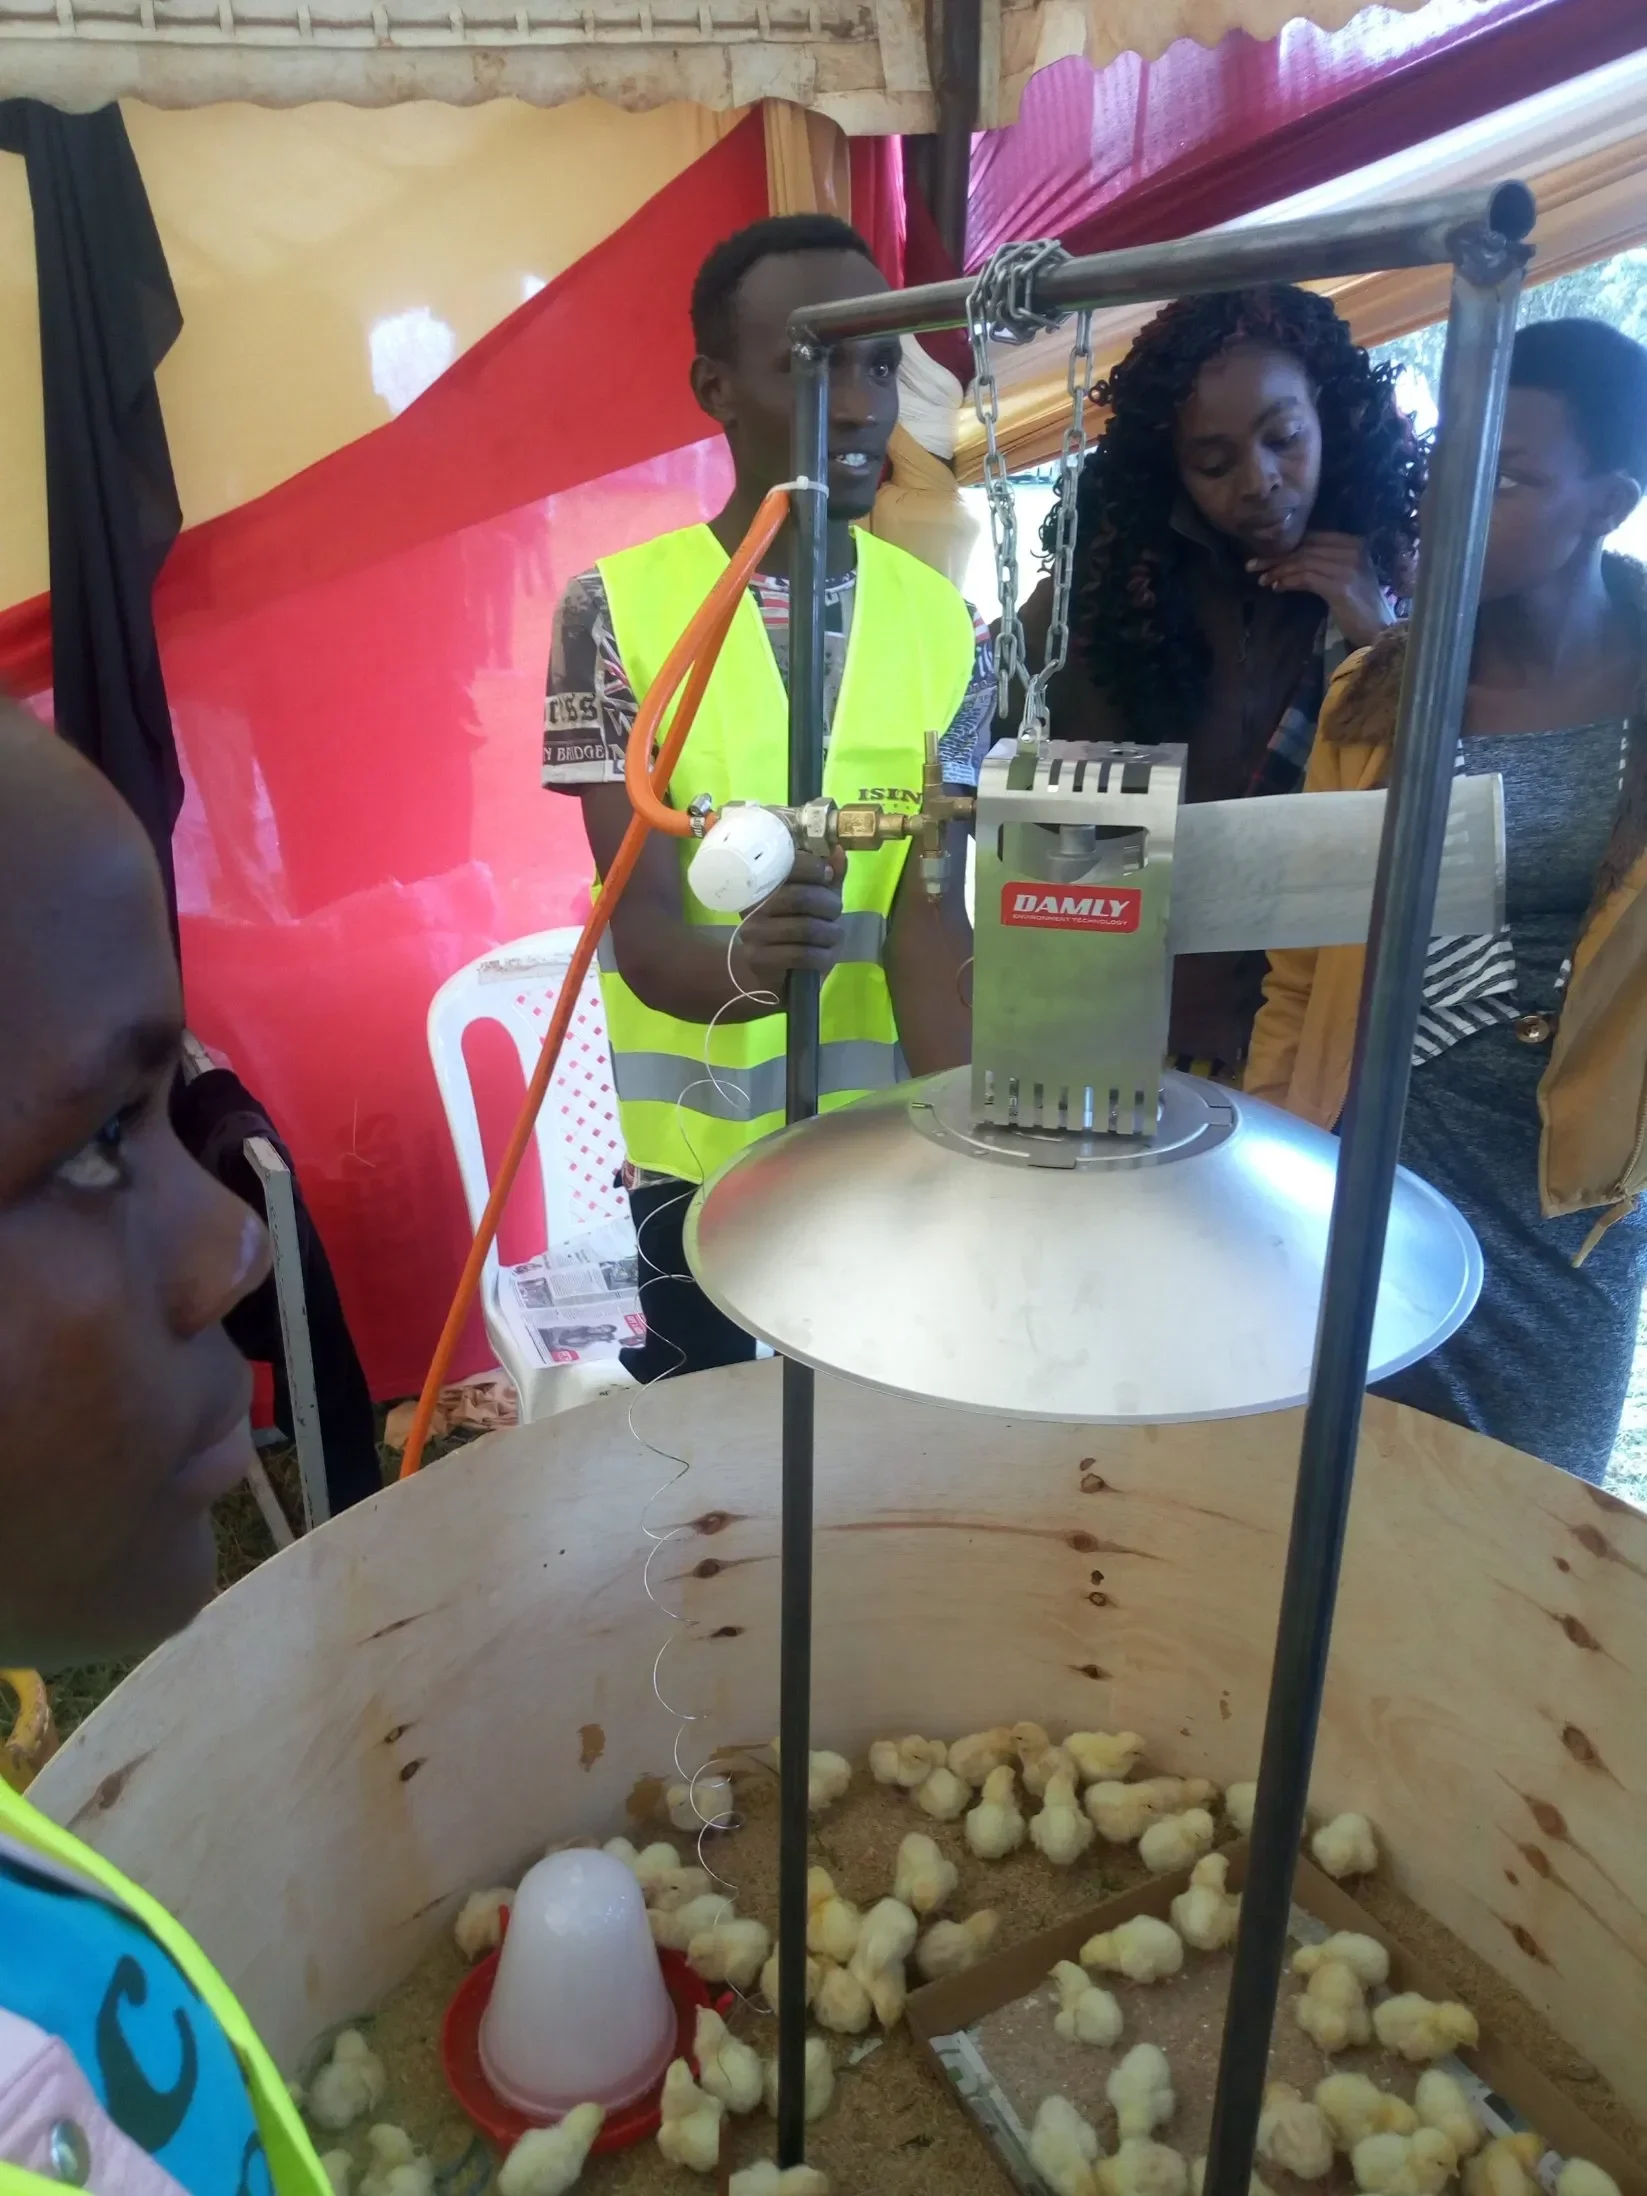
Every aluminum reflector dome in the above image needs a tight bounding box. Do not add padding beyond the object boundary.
[684,1068,1481,1423]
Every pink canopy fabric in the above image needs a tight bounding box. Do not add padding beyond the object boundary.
[968,0,1647,270]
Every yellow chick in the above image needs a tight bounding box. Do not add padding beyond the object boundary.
[1081,1913,1185,1985]
[1085,1780,1170,1845]
[1032,1770,1097,1866]
[453,1889,512,1962]
[657,2057,724,2174]
[759,1947,821,2010]
[1556,2165,1621,2196]
[1138,1808,1216,1876]
[1464,2135,1545,2196]
[1191,2159,1272,2196]
[1051,1961,1124,2048]
[651,1891,729,1954]
[688,1915,771,1993]
[813,1958,874,2035]
[649,1865,715,1914]
[869,1735,948,1789]
[1414,2072,1484,2160]
[1066,1730,1146,1785]
[808,1751,852,1814]
[1295,1958,1371,2053]
[1098,2138,1191,2196]
[1315,2075,1419,2151]
[946,1726,1017,1787]
[966,1764,1027,1859]
[729,2165,830,2196]
[1293,1933,1390,1990]
[1311,1811,1379,1880]
[359,2126,434,2196]
[1224,1782,1257,1837]
[1108,2043,1175,2141]
[914,1765,972,1823]
[1024,1743,1082,1800]
[805,1866,863,1964]
[306,2032,388,2133]
[1354,2131,1459,2196]
[666,1776,734,1834]
[693,2007,764,2116]
[771,1739,852,1814]
[894,1831,959,1916]
[1137,1776,1218,1812]
[761,2034,835,2123]
[629,1840,684,1895]
[915,1909,1001,1982]
[1012,1720,1052,1762]
[498,2105,605,2196]
[1170,1852,1241,1953]
[319,2155,352,2196]
[849,1896,919,2028]
[1257,2083,1334,2182]
[1372,1993,1480,2063]
[1030,2095,1102,2196]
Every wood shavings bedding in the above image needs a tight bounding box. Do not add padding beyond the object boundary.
[303,1770,1644,2194]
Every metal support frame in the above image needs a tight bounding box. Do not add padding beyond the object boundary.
[773,181,1531,2175]
[775,342,829,2169]
[1200,235,1524,2196]
[928,0,982,267]
[246,1134,332,1534]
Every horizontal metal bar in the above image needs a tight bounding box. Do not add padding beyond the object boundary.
[790,181,1535,345]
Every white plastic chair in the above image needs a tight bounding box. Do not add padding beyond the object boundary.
[428,928,638,1420]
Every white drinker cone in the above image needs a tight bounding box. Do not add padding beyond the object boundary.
[479,1849,676,2116]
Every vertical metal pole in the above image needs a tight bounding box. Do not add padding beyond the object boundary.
[1202,231,1526,2196]
[245,1134,331,1532]
[776,339,830,2170]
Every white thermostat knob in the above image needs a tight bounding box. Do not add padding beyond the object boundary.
[688,803,797,913]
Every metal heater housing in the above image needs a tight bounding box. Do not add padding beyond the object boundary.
[973,739,1184,1138]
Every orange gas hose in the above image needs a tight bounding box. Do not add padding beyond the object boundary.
[399,488,790,1477]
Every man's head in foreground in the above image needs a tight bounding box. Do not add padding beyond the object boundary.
[0,701,269,1669]
[689,213,900,523]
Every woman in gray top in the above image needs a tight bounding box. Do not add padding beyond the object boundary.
[1256,319,1647,1483]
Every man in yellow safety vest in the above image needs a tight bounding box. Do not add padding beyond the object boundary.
[0,701,330,2196]
[543,214,994,1381]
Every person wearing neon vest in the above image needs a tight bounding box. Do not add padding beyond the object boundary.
[0,701,330,2196]
[543,214,994,1382]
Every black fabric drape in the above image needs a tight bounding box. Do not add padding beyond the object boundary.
[171,1070,383,1516]
[3,109,380,1505]
[0,98,184,932]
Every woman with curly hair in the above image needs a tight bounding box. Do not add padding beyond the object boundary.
[1251,320,1647,1483]
[1017,284,1424,1069]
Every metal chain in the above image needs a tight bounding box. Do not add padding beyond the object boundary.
[1021,306,1095,750]
[965,240,1097,752]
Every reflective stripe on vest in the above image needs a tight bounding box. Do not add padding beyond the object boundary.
[614,1039,906,1120]
[595,524,975,1183]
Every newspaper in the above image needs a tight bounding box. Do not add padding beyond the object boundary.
[501,1217,643,1365]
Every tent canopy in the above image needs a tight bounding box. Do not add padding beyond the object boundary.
[0,0,1425,125]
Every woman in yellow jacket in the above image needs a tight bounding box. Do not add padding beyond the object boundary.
[0,700,330,2196]
[1249,319,1647,1485]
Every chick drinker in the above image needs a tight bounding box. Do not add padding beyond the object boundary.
[477,1849,675,2117]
